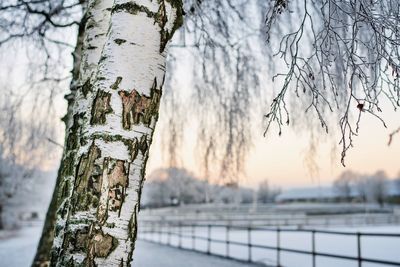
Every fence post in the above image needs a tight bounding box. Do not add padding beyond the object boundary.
[312,230,316,267]
[158,222,162,243]
[248,226,252,262]
[226,225,230,258]
[277,227,281,267]
[207,224,211,255]
[151,221,154,241]
[178,222,182,248]
[357,232,362,267]
[167,222,171,245]
[192,224,195,249]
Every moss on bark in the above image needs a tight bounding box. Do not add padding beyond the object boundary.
[43,1,185,266]
[31,15,88,266]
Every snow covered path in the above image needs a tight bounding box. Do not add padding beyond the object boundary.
[0,225,261,267]
[0,225,42,267]
[133,240,263,267]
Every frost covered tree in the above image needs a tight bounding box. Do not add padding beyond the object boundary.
[333,170,359,201]
[32,0,183,266]
[355,170,388,205]
[2,0,182,265]
[257,179,281,203]
[0,75,56,229]
[145,167,206,207]
[262,0,400,169]
[366,170,388,206]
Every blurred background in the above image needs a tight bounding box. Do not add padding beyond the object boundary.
[1,0,400,267]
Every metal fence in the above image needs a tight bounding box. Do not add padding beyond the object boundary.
[138,213,400,228]
[139,221,400,267]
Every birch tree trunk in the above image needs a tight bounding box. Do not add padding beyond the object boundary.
[32,13,87,267]
[33,1,114,265]
[45,1,183,266]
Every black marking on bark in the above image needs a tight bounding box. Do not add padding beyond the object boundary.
[114,39,126,45]
[60,153,76,179]
[112,2,156,18]
[110,76,122,90]
[126,203,139,264]
[157,0,184,53]
[66,113,82,151]
[88,134,148,162]
[73,143,102,212]
[71,227,90,253]
[105,222,115,228]
[86,22,95,29]
[94,33,106,38]
[61,179,70,203]
[112,1,183,53]
[81,78,92,98]
[99,55,108,63]
[91,90,113,125]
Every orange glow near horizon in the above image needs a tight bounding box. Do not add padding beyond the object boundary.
[146,97,400,189]
[35,87,400,190]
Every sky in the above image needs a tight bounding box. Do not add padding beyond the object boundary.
[146,95,400,189]
[5,46,398,191]
[2,3,400,190]
[143,39,400,189]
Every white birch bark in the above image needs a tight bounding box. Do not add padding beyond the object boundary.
[50,1,183,266]
[44,0,113,265]
[32,1,108,264]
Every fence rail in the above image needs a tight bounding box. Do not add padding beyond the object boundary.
[139,213,400,227]
[139,221,400,267]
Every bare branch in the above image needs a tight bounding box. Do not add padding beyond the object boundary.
[264,0,400,164]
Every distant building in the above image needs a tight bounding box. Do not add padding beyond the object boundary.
[276,181,400,203]
[276,186,339,203]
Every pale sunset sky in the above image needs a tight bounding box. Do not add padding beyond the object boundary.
[147,97,400,189]
[40,52,400,190]
[3,29,399,190]
[144,48,400,189]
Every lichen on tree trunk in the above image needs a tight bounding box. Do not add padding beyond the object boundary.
[32,0,115,266]
[36,1,184,266]
[31,13,87,267]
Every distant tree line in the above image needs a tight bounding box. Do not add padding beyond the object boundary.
[333,170,400,206]
[142,168,280,208]
[0,153,31,229]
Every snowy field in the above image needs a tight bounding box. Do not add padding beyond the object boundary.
[1,223,400,267]
[133,240,261,267]
[0,225,43,267]
[0,224,259,267]
[139,224,400,267]
[139,203,400,228]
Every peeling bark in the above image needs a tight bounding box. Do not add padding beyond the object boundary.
[32,14,87,267]
[45,1,184,266]
[32,0,114,266]
[119,81,161,129]
[91,90,113,125]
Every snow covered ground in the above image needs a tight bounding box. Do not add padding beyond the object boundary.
[1,221,399,267]
[140,225,400,267]
[133,240,262,267]
[0,225,43,267]
[0,224,260,267]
